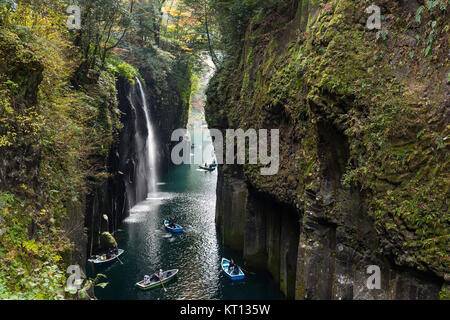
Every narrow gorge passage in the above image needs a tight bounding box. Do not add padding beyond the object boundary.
[1,0,447,303]
[89,64,285,300]
[91,165,283,300]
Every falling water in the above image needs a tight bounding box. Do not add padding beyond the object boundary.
[93,60,285,301]
[135,78,158,198]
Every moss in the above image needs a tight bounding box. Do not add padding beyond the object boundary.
[440,283,450,300]
[60,246,73,267]
[105,57,142,85]
[244,250,267,269]
[0,2,124,299]
[207,0,449,290]
[285,270,297,299]
[100,232,117,250]
[223,225,244,251]
[295,240,307,300]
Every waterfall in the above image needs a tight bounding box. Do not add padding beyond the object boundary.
[133,78,158,200]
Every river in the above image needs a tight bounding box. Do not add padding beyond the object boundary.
[90,163,284,300]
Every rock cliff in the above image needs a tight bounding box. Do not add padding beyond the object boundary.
[206,0,449,299]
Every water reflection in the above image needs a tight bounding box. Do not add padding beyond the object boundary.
[92,164,284,300]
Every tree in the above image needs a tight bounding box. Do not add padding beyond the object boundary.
[77,0,135,69]
[132,0,166,47]
[179,0,220,66]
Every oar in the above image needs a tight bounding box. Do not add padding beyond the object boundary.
[160,277,167,292]
[239,266,255,275]
[114,253,123,265]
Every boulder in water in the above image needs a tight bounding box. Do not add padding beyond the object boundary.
[100,232,117,250]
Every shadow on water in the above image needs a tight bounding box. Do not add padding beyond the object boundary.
[89,163,284,300]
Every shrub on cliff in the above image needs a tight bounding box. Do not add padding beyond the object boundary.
[0,0,126,299]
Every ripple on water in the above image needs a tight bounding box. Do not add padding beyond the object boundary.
[91,165,284,301]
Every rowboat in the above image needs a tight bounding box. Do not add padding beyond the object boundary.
[221,258,245,280]
[199,165,216,172]
[136,269,179,290]
[88,249,124,265]
[164,220,184,233]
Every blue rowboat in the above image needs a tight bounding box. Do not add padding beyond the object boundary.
[221,258,245,280]
[164,220,184,233]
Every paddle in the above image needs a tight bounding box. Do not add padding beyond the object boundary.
[159,277,167,292]
[239,266,255,275]
[114,254,124,265]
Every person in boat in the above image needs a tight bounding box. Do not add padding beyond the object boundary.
[168,217,176,228]
[228,259,238,274]
[143,275,151,285]
[106,245,119,259]
[150,269,164,282]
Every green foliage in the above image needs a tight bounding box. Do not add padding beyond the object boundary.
[416,5,425,23]
[0,193,68,299]
[65,273,109,299]
[211,0,269,47]
[77,0,133,68]
[207,0,449,279]
[132,0,166,47]
[427,0,440,9]
[0,0,124,299]
[106,57,142,84]
[1,0,195,300]
[440,284,450,300]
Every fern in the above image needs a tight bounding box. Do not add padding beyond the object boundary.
[415,5,425,23]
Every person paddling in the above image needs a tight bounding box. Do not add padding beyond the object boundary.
[228,259,237,274]
[168,217,176,228]
[150,269,164,282]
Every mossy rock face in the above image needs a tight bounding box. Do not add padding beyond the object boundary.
[0,29,44,107]
[0,29,45,192]
[440,282,450,300]
[244,250,268,270]
[207,0,449,298]
[100,232,117,250]
[60,247,73,268]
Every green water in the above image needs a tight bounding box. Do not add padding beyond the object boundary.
[90,164,285,300]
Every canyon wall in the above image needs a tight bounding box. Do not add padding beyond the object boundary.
[85,58,192,257]
[141,58,192,175]
[206,0,449,299]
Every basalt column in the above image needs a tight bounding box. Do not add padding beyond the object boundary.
[244,188,301,299]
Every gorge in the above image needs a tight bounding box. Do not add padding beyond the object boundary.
[205,0,449,300]
[0,0,448,301]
